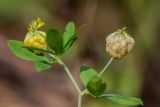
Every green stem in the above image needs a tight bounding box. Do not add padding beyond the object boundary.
[78,94,82,107]
[54,55,83,107]
[49,54,81,94]
[50,54,82,94]
[98,57,113,77]
[57,58,82,94]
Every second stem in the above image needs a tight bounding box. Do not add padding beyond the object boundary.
[55,56,81,94]
[53,55,82,107]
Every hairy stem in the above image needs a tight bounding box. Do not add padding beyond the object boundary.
[78,94,82,107]
[98,57,113,77]
[54,55,83,107]
[57,58,82,94]
[51,54,82,94]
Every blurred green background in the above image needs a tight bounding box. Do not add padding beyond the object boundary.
[0,0,160,107]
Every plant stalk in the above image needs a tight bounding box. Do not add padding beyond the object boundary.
[50,54,82,94]
[78,94,82,107]
[98,57,113,77]
[55,56,83,107]
[57,59,82,94]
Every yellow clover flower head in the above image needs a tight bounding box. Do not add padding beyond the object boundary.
[24,18,47,53]
[106,27,135,59]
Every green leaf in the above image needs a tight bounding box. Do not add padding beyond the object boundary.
[7,40,49,62]
[63,22,75,50]
[80,66,98,86]
[64,26,84,51]
[87,76,107,97]
[47,29,63,55]
[63,22,83,52]
[100,94,143,106]
[35,61,52,72]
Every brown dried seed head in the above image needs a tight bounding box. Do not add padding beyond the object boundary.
[106,28,135,59]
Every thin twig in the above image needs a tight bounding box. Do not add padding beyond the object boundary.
[78,94,82,107]
[98,57,113,77]
[50,54,82,94]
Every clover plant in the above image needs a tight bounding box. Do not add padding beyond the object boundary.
[8,18,143,107]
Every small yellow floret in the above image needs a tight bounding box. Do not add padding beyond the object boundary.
[37,17,45,29]
[28,17,45,32]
